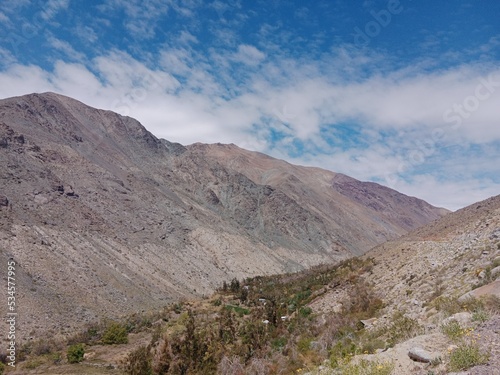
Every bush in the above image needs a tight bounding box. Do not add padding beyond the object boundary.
[441,321,470,341]
[299,306,313,318]
[386,312,423,347]
[102,322,129,345]
[448,342,489,371]
[471,309,489,323]
[0,362,5,375]
[124,345,152,375]
[335,359,394,375]
[67,343,85,364]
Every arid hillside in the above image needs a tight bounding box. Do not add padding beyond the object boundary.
[0,92,447,338]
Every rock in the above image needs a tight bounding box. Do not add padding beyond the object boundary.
[458,280,500,303]
[0,195,8,207]
[64,185,75,196]
[491,266,500,279]
[360,317,378,328]
[478,270,487,279]
[443,312,472,326]
[408,346,432,363]
[83,351,96,359]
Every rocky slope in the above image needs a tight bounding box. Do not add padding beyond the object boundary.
[307,194,500,374]
[0,92,447,338]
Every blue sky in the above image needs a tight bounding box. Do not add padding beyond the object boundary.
[1,0,499,210]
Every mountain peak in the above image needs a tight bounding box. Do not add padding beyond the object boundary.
[0,93,448,339]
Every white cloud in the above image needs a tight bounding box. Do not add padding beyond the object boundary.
[98,0,170,39]
[233,45,266,66]
[0,11,9,24]
[0,47,498,210]
[48,36,86,61]
[387,176,500,211]
[74,25,98,44]
[0,47,16,66]
[41,0,70,21]
[178,31,198,45]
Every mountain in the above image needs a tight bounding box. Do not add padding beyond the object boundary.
[363,194,500,317]
[0,92,448,338]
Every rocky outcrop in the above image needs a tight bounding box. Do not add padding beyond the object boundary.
[459,280,500,303]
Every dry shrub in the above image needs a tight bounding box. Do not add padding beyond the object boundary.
[318,313,356,351]
[123,345,152,375]
[217,355,245,375]
[246,357,271,375]
[152,339,171,374]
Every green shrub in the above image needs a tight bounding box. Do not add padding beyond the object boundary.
[0,362,4,375]
[330,339,358,368]
[299,306,313,318]
[471,309,489,323]
[441,320,468,341]
[67,343,85,363]
[448,342,489,371]
[102,322,129,345]
[271,337,287,352]
[224,304,249,316]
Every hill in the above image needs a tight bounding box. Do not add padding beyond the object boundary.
[0,92,447,339]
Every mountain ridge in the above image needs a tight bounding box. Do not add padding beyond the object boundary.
[0,92,448,338]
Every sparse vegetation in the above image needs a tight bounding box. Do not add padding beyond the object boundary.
[386,311,423,347]
[334,358,394,375]
[118,257,384,374]
[448,341,489,371]
[124,345,153,375]
[471,309,489,323]
[441,320,470,341]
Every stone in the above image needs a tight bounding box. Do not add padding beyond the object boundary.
[443,312,472,326]
[360,317,378,328]
[458,279,500,303]
[64,185,75,196]
[0,195,8,207]
[491,266,500,279]
[408,347,432,363]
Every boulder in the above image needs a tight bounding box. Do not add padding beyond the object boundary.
[458,279,500,303]
[408,346,432,363]
[442,312,472,326]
